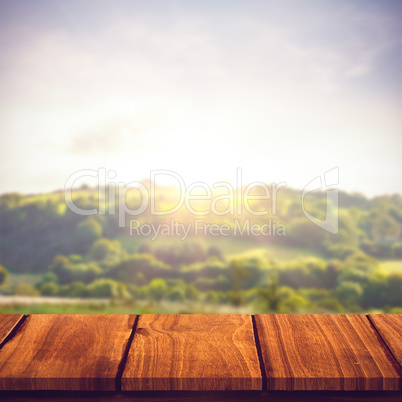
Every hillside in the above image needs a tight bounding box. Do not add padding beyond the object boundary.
[0,187,401,314]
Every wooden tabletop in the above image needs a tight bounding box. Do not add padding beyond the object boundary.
[0,314,401,393]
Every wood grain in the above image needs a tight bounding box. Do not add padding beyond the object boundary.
[369,314,402,367]
[0,314,24,348]
[1,390,402,402]
[255,314,402,391]
[122,314,262,391]
[0,314,136,391]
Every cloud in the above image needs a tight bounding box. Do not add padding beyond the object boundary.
[0,1,401,195]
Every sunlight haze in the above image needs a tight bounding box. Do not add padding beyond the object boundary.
[0,0,401,196]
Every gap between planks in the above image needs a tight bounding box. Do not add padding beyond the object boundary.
[0,314,27,350]
[0,314,400,391]
[251,315,267,391]
[115,314,139,391]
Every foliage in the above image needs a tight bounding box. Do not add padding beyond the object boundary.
[0,264,9,286]
[0,188,401,313]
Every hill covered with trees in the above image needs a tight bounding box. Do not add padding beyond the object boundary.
[0,185,401,313]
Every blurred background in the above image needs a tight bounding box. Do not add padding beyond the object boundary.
[0,0,401,314]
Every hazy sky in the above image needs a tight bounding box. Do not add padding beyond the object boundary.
[0,0,401,196]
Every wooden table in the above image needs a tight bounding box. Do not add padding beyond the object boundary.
[0,314,401,400]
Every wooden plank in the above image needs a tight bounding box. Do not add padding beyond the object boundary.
[0,314,24,347]
[0,391,402,402]
[0,314,136,391]
[122,314,262,391]
[369,314,402,367]
[255,314,402,391]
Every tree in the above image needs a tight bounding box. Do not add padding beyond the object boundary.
[50,255,102,285]
[205,290,220,304]
[282,293,310,313]
[0,264,9,286]
[230,260,251,306]
[208,246,224,261]
[185,284,200,301]
[14,283,40,296]
[167,287,185,302]
[110,254,170,283]
[326,244,358,260]
[38,282,59,296]
[316,297,344,313]
[289,218,328,249]
[74,218,103,253]
[386,273,402,307]
[259,275,281,312]
[89,238,123,265]
[147,278,168,301]
[87,279,120,298]
[371,214,401,242]
[361,272,388,308]
[335,281,363,307]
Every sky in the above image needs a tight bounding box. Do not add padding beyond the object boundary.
[0,0,401,196]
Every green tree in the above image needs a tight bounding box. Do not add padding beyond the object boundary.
[205,290,220,304]
[326,244,358,260]
[74,218,103,252]
[289,218,327,249]
[386,273,402,307]
[361,272,388,308]
[335,281,363,306]
[316,297,344,313]
[87,279,120,298]
[50,256,102,285]
[371,214,401,242]
[282,293,310,313]
[147,278,168,301]
[38,282,59,296]
[110,254,170,283]
[167,288,185,302]
[259,275,281,312]
[14,283,40,296]
[90,238,123,264]
[0,264,9,286]
[230,259,250,306]
[185,284,200,301]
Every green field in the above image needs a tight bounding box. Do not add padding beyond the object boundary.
[131,235,322,261]
[0,300,252,315]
